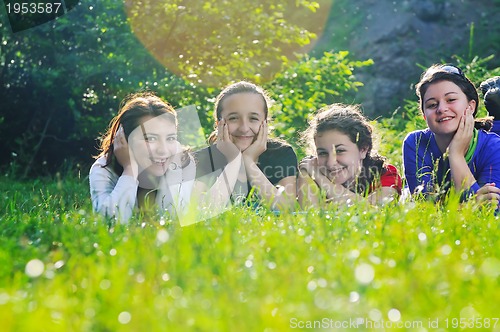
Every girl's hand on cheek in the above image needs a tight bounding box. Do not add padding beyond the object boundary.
[299,156,317,177]
[448,106,474,157]
[114,126,138,175]
[242,120,267,162]
[216,119,240,161]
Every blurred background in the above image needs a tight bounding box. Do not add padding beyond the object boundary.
[1,0,500,178]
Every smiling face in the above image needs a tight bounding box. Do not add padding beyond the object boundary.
[219,92,266,151]
[422,80,476,137]
[315,129,367,187]
[128,115,179,177]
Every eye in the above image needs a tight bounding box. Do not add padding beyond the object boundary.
[447,98,457,103]
[144,135,157,142]
[336,149,346,154]
[317,151,328,157]
[166,136,177,142]
[250,117,260,122]
[426,103,438,109]
[227,116,238,121]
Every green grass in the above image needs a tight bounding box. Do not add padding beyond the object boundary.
[1,174,500,331]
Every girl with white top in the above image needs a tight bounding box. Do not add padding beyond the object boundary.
[89,92,194,223]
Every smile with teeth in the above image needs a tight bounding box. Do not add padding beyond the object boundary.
[235,135,254,140]
[151,158,168,165]
[437,116,454,122]
[327,167,346,176]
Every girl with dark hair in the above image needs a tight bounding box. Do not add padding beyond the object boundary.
[403,64,500,203]
[89,92,195,223]
[194,81,297,211]
[298,104,401,207]
[480,76,500,134]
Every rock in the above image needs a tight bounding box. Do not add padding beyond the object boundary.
[412,0,445,22]
[316,0,497,116]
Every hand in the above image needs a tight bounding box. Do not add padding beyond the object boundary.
[480,76,500,120]
[113,126,138,176]
[242,120,267,162]
[448,106,474,158]
[476,182,500,205]
[298,155,318,178]
[215,119,240,161]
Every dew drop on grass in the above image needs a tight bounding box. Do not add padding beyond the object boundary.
[267,262,276,270]
[349,249,360,259]
[317,278,327,288]
[118,311,131,324]
[157,229,169,244]
[297,228,305,236]
[136,273,145,283]
[245,260,253,268]
[369,255,381,265]
[441,245,452,255]
[480,257,500,277]
[307,266,314,273]
[368,309,382,321]
[307,280,317,291]
[418,233,427,242]
[25,259,44,278]
[388,308,401,322]
[355,263,374,284]
[109,249,117,256]
[54,260,64,269]
[460,305,480,319]
[464,265,474,275]
[162,273,170,281]
[349,291,360,303]
[99,279,111,290]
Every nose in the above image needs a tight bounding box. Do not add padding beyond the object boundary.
[436,101,447,113]
[326,151,338,169]
[154,140,168,157]
[237,119,251,133]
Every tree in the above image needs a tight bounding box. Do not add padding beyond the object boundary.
[125,0,331,86]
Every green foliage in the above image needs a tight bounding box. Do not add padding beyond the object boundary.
[1,176,500,331]
[0,0,333,177]
[124,0,325,86]
[266,51,373,157]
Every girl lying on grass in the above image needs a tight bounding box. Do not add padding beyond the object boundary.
[298,104,402,208]
[89,92,195,223]
[194,81,298,212]
[403,64,500,204]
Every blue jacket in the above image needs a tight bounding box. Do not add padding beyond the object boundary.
[403,128,500,196]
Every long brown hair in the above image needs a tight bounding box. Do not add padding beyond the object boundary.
[96,91,178,174]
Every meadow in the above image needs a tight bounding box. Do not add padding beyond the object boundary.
[1,167,500,331]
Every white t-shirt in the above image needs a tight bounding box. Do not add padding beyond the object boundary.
[89,155,195,223]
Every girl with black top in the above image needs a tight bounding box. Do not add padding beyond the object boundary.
[194,81,298,211]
